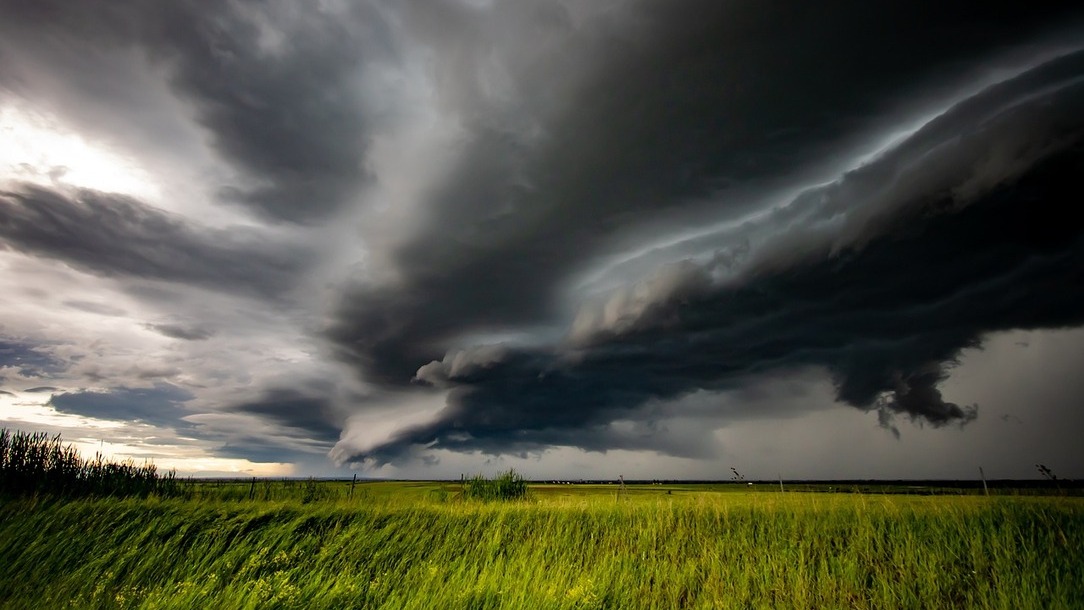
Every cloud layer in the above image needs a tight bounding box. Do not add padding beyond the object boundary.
[1,0,1082,475]
[0,184,312,297]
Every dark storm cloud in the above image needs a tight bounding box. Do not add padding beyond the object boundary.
[328,0,1084,386]
[358,139,1084,462]
[3,0,1083,469]
[0,0,394,223]
[227,389,343,444]
[348,51,1084,464]
[149,2,392,223]
[50,383,194,427]
[144,323,214,341]
[0,184,312,297]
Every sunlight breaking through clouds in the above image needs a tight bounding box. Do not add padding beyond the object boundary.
[0,105,160,200]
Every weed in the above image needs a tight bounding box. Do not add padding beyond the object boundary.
[462,468,529,501]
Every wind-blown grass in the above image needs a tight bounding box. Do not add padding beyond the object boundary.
[0,487,1080,609]
[462,469,529,501]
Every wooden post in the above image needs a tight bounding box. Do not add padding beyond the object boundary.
[249,476,256,500]
[350,473,357,499]
[979,467,989,496]
[779,474,784,493]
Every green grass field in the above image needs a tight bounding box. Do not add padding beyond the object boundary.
[0,482,1081,609]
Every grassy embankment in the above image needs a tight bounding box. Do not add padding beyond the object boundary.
[1,482,1081,609]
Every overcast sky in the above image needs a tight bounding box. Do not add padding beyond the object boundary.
[1,1,1082,479]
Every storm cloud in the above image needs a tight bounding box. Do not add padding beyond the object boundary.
[0,183,312,298]
[363,140,1084,462]
[327,5,1084,463]
[0,1,1082,476]
[227,389,345,444]
[0,0,397,223]
[327,3,1084,384]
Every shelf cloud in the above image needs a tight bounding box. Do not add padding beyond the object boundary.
[1,0,1082,477]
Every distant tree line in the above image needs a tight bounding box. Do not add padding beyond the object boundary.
[0,428,180,498]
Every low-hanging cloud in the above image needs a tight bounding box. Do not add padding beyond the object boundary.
[346,54,1084,463]
[49,383,194,428]
[0,183,313,298]
[226,388,345,445]
[1,0,1083,474]
[327,3,1084,391]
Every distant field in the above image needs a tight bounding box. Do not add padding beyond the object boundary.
[1,482,1081,609]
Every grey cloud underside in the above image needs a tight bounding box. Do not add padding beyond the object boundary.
[150,3,390,223]
[345,41,1084,463]
[0,0,392,223]
[0,184,311,298]
[322,3,1084,463]
[185,388,348,463]
[0,339,67,378]
[327,1,1084,386]
[49,383,194,428]
[46,385,339,462]
[144,323,214,341]
[3,0,1084,468]
[357,141,1084,463]
[227,389,343,444]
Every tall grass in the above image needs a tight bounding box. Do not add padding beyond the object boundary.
[0,428,178,498]
[1,431,1080,608]
[0,487,1080,609]
[462,469,529,501]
